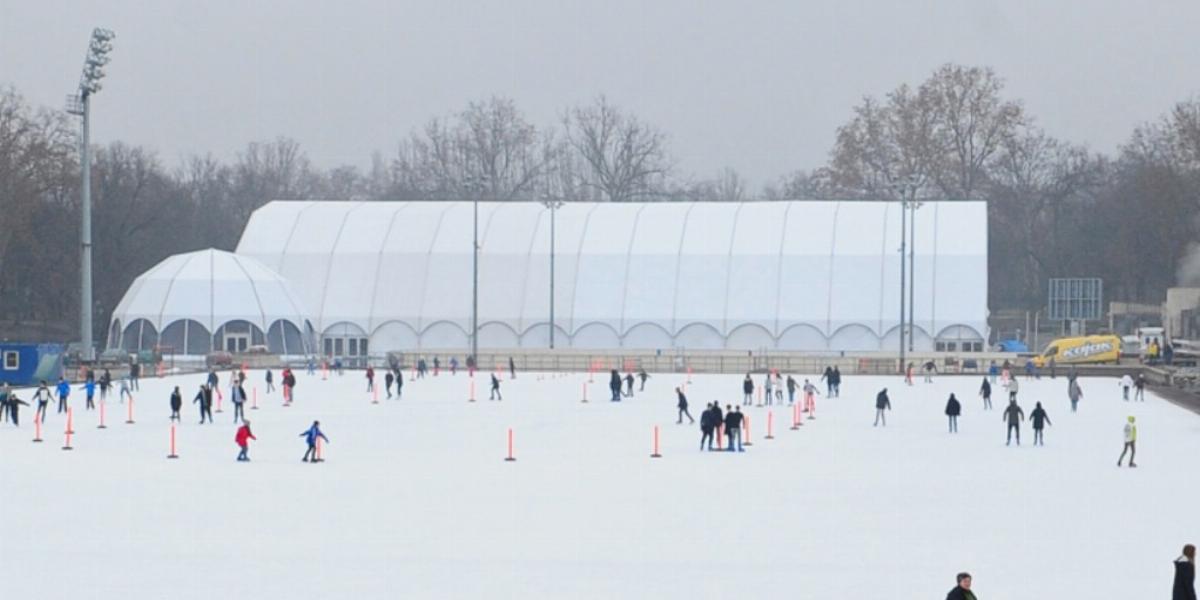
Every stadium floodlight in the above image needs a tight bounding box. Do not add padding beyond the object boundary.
[540,195,566,349]
[66,27,116,363]
[467,176,483,365]
[891,175,919,371]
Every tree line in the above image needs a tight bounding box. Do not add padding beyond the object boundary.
[1,62,1198,344]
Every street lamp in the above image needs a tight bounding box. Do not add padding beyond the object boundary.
[66,27,115,362]
[467,176,482,365]
[540,195,565,348]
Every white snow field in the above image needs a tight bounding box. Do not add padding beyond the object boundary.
[1,369,1196,599]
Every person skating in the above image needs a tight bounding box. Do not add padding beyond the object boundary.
[99,369,111,402]
[385,370,394,399]
[831,366,842,397]
[623,373,635,398]
[821,366,834,396]
[774,371,785,403]
[265,369,275,394]
[699,402,716,450]
[508,356,516,380]
[1030,401,1052,446]
[979,377,992,410]
[676,387,694,424]
[489,373,502,401]
[300,420,329,462]
[1068,378,1083,413]
[449,356,459,375]
[1134,373,1146,402]
[232,382,247,423]
[786,374,797,404]
[283,368,297,404]
[763,372,774,406]
[945,572,978,600]
[6,393,28,426]
[1175,544,1196,600]
[874,388,891,427]
[802,379,819,416]
[1117,415,1138,467]
[988,360,998,385]
[393,367,402,400]
[32,380,51,423]
[117,377,133,403]
[609,370,621,402]
[945,393,961,433]
[724,405,744,452]
[0,381,10,424]
[637,369,649,391]
[194,384,213,424]
[432,356,440,376]
[742,373,754,406]
[923,360,937,383]
[129,361,140,390]
[55,377,70,414]
[235,420,257,462]
[365,365,375,392]
[1007,376,1019,402]
[1003,399,1024,446]
[81,378,96,410]
[1120,374,1133,401]
[711,403,724,447]
[905,362,915,386]
[417,358,427,378]
[169,386,182,421]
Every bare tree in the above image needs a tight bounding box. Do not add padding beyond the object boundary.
[563,96,670,202]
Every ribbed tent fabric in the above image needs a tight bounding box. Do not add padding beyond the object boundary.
[235,200,988,352]
[107,249,313,354]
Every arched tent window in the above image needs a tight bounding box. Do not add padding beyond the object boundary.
[674,322,723,350]
[213,320,266,354]
[622,322,672,350]
[571,323,621,349]
[371,321,419,354]
[518,324,570,349]
[419,321,468,350]
[829,324,879,352]
[478,322,519,348]
[726,323,775,351]
[778,324,826,351]
[159,320,211,356]
[321,322,369,359]
[107,319,122,350]
[267,320,308,355]
[121,319,159,352]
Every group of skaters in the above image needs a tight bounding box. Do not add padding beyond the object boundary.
[608,369,650,401]
[0,367,142,427]
[738,369,833,407]
[698,402,746,452]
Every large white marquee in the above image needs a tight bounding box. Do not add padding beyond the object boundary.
[234,200,987,353]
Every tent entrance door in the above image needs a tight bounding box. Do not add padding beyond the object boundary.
[225,334,249,353]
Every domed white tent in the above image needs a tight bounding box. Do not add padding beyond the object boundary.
[107,249,314,355]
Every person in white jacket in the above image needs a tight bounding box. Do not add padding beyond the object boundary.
[1007,376,1019,402]
[1117,415,1138,467]
[1119,374,1134,401]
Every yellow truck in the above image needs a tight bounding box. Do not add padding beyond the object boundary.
[1033,335,1121,367]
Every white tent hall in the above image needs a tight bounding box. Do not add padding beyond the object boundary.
[234,200,988,354]
[107,249,314,355]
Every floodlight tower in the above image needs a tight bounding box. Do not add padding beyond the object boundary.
[66,28,115,362]
[540,195,565,348]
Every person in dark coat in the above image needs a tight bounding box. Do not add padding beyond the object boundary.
[699,402,716,450]
[742,374,754,406]
[637,369,649,391]
[365,366,375,392]
[194,384,213,424]
[1003,399,1024,446]
[300,420,329,462]
[821,366,834,396]
[508,357,516,379]
[945,572,977,600]
[711,403,724,445]
[623,373,635,397]
[6,393,28,426]
[393,367,402,399]
[1175,544,1196,600]
[489,374,502,401]
[831,366,842,397]
[609,370,621,402]
[265,369,275,393]
[786,375,798,404]
[385,370,395,399]
[724,405,744,452]
[979,378,992,410]
[874,388,890,426]
[676,387,694,424]
[945,393,961,433]
[1029,401,1052,446]
[232,382,247,423]
[169,386,182,421]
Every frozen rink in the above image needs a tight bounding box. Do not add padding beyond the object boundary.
[1,367,1197,598]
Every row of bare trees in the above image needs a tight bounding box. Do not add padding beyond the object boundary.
[2,63,1200,343]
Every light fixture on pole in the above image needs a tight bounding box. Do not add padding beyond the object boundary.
[468,176,482,365]
[540,195,565,349]
[66,27,115,363]
[891,175,918,373]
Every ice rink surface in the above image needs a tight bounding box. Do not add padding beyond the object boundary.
[1,368,1196,598]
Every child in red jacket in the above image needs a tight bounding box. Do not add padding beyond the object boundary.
[236,420,256,462]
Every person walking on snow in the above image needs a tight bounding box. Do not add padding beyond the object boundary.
[1068,378,1084,412]
[724,405,744,452]
[236,420,257,461]
[1003,399,1025,446]
[676,387,694,424]
[874,388,891,427]
[1120,374,1133,401]
[489,373,502,401]
[169,386,182,421]
[1030,401,1052,445]
[742,374,754,406]
[979,377,992,410]
[300,420,329,462]
[945,393,961,433]
[1117,416,1138,467]
[1174,543,1196,600]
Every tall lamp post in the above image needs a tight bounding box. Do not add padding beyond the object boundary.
[66,28,115,362]
[540,195,565,348]
[468,176,482,365]
[908,198,923,352]
[892,176,918,372]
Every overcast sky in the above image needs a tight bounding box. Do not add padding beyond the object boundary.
[3,0,1199,188]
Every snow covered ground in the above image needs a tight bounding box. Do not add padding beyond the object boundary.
[1,368,1196,598]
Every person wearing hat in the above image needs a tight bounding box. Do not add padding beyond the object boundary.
[945,572,977,600]
[235,420,256,462]
[1118,415,1138,467]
